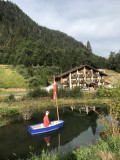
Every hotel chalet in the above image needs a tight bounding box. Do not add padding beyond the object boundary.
[55,64,108,90]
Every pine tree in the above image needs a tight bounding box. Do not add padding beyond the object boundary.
[86,41,92,52]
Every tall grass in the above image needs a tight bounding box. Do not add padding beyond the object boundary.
[0,107,18,117]
[25,136,120,160]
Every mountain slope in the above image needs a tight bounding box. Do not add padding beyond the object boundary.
[0,1,85,51]
[0,0,107,72]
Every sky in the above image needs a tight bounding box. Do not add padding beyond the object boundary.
[10,0,120,58]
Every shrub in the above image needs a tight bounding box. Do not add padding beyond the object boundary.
[29,77,42,88]
[57,88,69,98]
[9,94,15,101]
[69,87,83,98]
[0,108,18,117]
[96,88,116,98]
[49,87,83,99]
[28,87,49,98]
[107,136,120,154]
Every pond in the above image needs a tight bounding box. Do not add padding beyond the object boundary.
[0,105,109,160]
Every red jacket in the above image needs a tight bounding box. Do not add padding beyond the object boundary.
[43,115,50,127]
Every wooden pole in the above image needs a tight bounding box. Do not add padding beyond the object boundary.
[55,94,59,121]
[53,76,59,121]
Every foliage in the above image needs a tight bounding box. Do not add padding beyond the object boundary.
[98,116,119,139]
[8,94,15,101]
[0,65,60,89]
[0,107,18,117]
[96,85,120,139]
[28,87,49,98]
[69,87,83,98]
[49,87,83,99]
[42,70,48,87]
[29,77,42,88]
[107,51,120,73]
[15,65,31,79]
[0,0,109,72]
[25,136,120,160]
[0,65,28,88]
[96,88,116,98]
[86,41,92,52]
[12,65,60,88]
[56,88,69,98]
[96,86,120,118]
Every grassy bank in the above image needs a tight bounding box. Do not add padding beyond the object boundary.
[23,136,120,160]
[0,96,110,127]
[0,97,109,114]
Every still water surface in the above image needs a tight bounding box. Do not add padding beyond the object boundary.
[0,105,108,160]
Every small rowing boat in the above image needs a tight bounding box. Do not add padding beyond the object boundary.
[28,120,64,135]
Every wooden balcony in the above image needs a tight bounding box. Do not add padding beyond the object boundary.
[79,74,84,78]
[100,79,104,83]
[71,77,77,79]
[72,80,77,84]
[94,79,99,83]
[79,80,85,84]
[71,73,78,79]
[93,74,99,78]
[86,74,92,78]
[63,83,69,87]
[63,80,69,85]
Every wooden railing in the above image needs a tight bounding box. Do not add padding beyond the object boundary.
[86,74,91,77]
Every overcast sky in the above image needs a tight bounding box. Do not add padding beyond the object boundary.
[10,0,120,58]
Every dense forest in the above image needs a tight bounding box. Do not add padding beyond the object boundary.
[107,51,120,73]
[0,0,120,73]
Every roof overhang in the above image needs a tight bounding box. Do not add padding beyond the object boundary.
[55,64,108,80]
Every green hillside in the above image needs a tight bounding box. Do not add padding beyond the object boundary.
[0,65,28,88]
[105,69,120,85]
[0,0,107,72]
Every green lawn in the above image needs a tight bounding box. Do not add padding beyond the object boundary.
[0,65,28,88]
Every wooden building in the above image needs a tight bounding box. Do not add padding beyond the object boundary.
[55,64,108,90]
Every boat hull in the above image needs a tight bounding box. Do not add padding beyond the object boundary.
[28,120,64,135]
[30,127,63,139]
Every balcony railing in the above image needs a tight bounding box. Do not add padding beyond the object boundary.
[100,79,104,83]
[79,74,84,77]
[71,76,77,79]
[79,80,85,84]
[72,80,77,84]
[93,75,99,78]
[63,80,69,83]
[86,74,92,78]
[94,80,99,83]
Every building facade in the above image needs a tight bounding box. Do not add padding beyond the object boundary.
[55,65,108,90]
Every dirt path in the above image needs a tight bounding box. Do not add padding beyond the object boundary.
[0,88,27,92]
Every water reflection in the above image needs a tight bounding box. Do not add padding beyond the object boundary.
[70,105,97,114]
[30,127,63,152]
[0,105,109,160]
[44,136,50,147]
